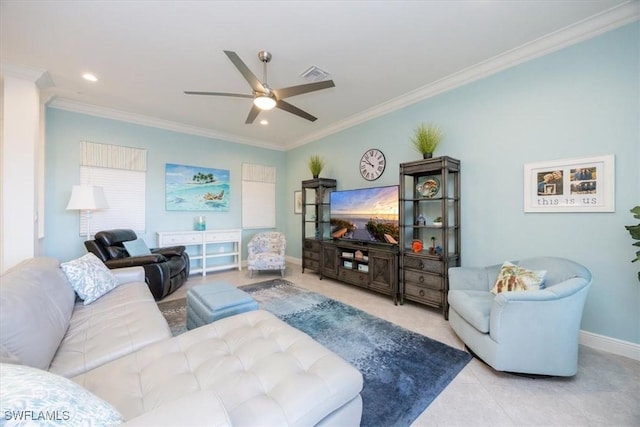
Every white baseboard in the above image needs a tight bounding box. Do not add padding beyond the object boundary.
[579,330,640,361]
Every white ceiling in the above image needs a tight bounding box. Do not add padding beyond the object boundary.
[1,1,637,150]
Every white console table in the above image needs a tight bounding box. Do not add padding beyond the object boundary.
[156,229,242,276]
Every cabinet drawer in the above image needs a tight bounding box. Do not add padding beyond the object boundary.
[304,259,319,271]
[303,239,321,251]
[404,270,444,290]
[339,268,368,287]
[403,256,443,274]
[404,283,443,306]
[160,233,202,246]
[304,250,320,261]
[206,231,240,243]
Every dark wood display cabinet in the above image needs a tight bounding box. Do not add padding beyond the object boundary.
[322,240,399,303]
[301,178,337,274]
[399,156,460,318]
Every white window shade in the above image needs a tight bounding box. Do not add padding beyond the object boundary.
[242,163,276,229]
[79,166,146,236]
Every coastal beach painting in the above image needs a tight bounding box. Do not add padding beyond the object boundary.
[165,163,230,211]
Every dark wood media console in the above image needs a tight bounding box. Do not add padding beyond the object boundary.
[320,239,399,304]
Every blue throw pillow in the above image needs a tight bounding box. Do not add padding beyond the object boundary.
[123,239,151,257]
[60,253,121,305]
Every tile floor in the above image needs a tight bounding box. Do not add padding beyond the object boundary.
[164,263,640,427]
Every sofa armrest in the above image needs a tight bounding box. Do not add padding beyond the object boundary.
[151,246,185,257]
[105,255,167,269]
[110,266,145,285]
[489,277,591,344]
[448,266,492,291]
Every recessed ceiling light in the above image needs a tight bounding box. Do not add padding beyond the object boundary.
[82,73,98,82]
[260,119,269,125]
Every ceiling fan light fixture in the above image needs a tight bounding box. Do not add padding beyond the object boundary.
[254,95,276,110]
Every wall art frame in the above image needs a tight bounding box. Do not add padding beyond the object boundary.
[165,163,230,211]
[294,190,302,214]
[523,154,615,213]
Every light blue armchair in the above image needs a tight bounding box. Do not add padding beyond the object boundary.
[448,256,592,376]
[247,232,286,278]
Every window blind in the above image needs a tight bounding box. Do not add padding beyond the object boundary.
[78,141,147,236]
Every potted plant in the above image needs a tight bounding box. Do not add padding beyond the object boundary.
[433,216,443,227]
[411,123,444,159]
[308,154,325,178]
[625,205,640,281]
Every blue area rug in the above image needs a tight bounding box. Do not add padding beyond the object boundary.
[158,279,472,426]
[239,279,472,427]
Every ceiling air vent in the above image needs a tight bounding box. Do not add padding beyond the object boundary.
[300,65,331,82]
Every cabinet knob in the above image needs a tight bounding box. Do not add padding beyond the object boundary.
[419,289,425,297]
[419,275,424,283]
[419,261,424,269]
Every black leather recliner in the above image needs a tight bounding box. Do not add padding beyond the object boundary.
[84,229,190,300]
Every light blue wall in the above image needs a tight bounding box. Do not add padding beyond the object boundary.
[286,23,640,344]
[43,23,638,344]
[44,109,287,262]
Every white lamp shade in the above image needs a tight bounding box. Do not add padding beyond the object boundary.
[66,185,109,210]
[253,95,276,110]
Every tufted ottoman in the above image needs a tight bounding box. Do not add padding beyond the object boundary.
[186,281,258,330]
[72,309,364,425]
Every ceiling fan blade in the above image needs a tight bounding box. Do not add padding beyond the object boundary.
[273,80,335,99]
[245,104,261,124]
[224,50,265,93]
[184,91,253,98]
[276,100,317,122]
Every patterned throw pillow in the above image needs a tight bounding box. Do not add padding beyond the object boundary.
[60,253,120,305]
[491,261,547,294]
[0,363,124,426]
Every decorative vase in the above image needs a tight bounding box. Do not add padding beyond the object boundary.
[313,174,319,179]
[423,153,433,159]
[194,216,206,231]
[412,240,423,253]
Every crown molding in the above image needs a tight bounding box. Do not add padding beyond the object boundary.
[287,1,640,149]
[47,98,286,151]
[1,63,54,89]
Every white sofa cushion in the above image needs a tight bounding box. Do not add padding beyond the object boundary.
[73,310,363,426]
[0,257,76,370]
[49,269,172,378]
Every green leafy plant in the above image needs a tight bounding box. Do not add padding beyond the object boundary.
[625,206,640,281]
[308,154,325,178]
[411,123,444,158]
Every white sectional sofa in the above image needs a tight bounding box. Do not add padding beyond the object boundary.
[0,257,363,426]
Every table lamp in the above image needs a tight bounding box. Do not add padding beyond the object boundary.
[66,185,109,241]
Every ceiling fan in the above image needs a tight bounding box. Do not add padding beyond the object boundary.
[185,50,335,124]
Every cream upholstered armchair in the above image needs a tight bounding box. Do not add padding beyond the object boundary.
[247,232,286,278]
[448,256,592,377]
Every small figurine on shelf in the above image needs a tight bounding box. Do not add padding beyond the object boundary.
[412,239,423,253]
[429,236,436,254]
[435,245,443,256]
[433,216,443,227]
[416,214,426,226]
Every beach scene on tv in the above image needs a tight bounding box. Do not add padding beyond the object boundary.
[330,185,399,244]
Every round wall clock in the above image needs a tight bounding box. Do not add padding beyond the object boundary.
[360,149,386,181]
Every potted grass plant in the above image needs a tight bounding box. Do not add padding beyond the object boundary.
[308,154,325,178]
[411,123,444,159]
[625,205,640,281]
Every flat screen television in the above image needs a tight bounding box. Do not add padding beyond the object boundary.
[329,185,399,245]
